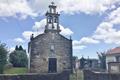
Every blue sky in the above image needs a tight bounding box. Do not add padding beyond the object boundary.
[0,0,120,59]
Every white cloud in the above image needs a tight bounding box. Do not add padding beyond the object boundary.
[73,45,87,50]
[73,40,87,50]
[10,0,120,51]
[0,0,37,19]
[28,0,58,15]
[60,25,74,36]
[73,40,81,46]
[0,0,57,18]
[73,37,99,46]
[22,31,41,40]
[86,24,120,45]
[59,0,119,14]
[32,19,74,36]
[109,7,120,25]
[73,41,86,50]
[14,37,25,44]
[72,37,99,50]
[22,31,33,40]
[9,47,15,53]
[0,0,120,18]
[91,6,120,44]
[92,22,120,44]
[93,22,114,40]
[58,0,105,14]
[80,37,100,45]
[32,19,46,33]
[76,2,120,45]
[22,18,73,40]
[30,0,120,15]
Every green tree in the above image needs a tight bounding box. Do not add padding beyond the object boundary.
[15,45,23,51]
[9,46,28,67]
[97,52,106,69]
[18,45,23,51]
[15,45,19,51]
[0,42,7,74]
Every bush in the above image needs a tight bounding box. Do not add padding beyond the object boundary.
[9,46,28,67]
[4,62,13,69]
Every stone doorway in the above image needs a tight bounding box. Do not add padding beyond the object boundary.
[48,58,57,73]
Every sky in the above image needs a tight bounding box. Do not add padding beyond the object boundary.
[0,0,120,59]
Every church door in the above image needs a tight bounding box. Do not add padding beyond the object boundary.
[48,58,57,73]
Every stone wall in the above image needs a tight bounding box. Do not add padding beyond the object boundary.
[84,70,120,80]
[0,71,70,80]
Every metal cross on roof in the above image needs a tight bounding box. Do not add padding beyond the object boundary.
[51,2,54,5]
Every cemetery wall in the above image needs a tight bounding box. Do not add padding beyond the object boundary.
[84,70,120,80]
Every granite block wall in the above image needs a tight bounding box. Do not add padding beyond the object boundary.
[84,70,120,80]
[0,71,70,80]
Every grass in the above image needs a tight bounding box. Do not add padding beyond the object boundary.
[4,68,84,80]
[70,70,83,80]
[4,67,28,74]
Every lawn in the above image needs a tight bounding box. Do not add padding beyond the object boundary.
[4,67,28,74]
[4,68,83,80]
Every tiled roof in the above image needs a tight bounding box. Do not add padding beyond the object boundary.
[106,47,120,55]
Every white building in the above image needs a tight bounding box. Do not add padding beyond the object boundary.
[106,47,120,73]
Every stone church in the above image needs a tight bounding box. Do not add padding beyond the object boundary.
[28,2,73,73]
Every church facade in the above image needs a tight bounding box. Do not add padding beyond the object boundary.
[28,3,73,73]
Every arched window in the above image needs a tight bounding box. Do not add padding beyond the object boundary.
[54,17,58,23]
[48,16,52,23]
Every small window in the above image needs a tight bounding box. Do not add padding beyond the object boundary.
[50,45,54,51]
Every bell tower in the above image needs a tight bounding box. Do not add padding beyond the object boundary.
[44,2,61,33]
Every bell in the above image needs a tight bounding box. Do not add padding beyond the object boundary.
[54,18,57,23]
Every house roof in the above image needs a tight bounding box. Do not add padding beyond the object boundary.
[106,47,120,55]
